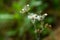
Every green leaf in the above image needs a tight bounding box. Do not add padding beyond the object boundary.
[6,30,17,36]
[12,0,26,11]
[44,16,55,24]
[18,17,31,36]
[41,28,51,37]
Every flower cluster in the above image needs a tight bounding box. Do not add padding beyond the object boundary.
[20,4,30,14]
[19,4,48,24]
[28,13,48,23]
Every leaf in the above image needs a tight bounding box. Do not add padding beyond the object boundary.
[12,0,26,11]
[44,16,55,24]
[6,30,17,36]
[41,28,51,38]
[18,17,31,36]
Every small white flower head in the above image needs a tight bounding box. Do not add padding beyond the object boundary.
[36,13,48,21]
[35,15,42,21]
[27,4,29,7]
[28,13,42,21]
[27,13,48,23]
[20,4,30,14]
[28,13,37,23]
[44,13,48,16]
[28,13,37,19]
[42,13,48,17]
[22,9,25,11]
[20,11,23,13]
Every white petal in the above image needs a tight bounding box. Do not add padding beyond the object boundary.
[22,9,25,11]
[44,13,48,16]
[28,16,32,19]
[27,4,29,7]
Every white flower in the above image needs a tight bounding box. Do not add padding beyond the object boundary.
[28,13,37,23]
[27,13,48,23]
[20,4,30,14]
[35,15,41,21]
[27,4,29,7]
[28,13,37,19]
[40,13,48,20]
[44,13,48,16]
[22,9,25,11]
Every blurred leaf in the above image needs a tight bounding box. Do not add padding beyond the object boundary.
[12,0,26,12]
[30,0,42,7]
[0,14,14,20]
[40,28,51,38]
[37,3,48,11]
[18,17,31,36]
[44,16,55,24]
[6,30,17,36]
